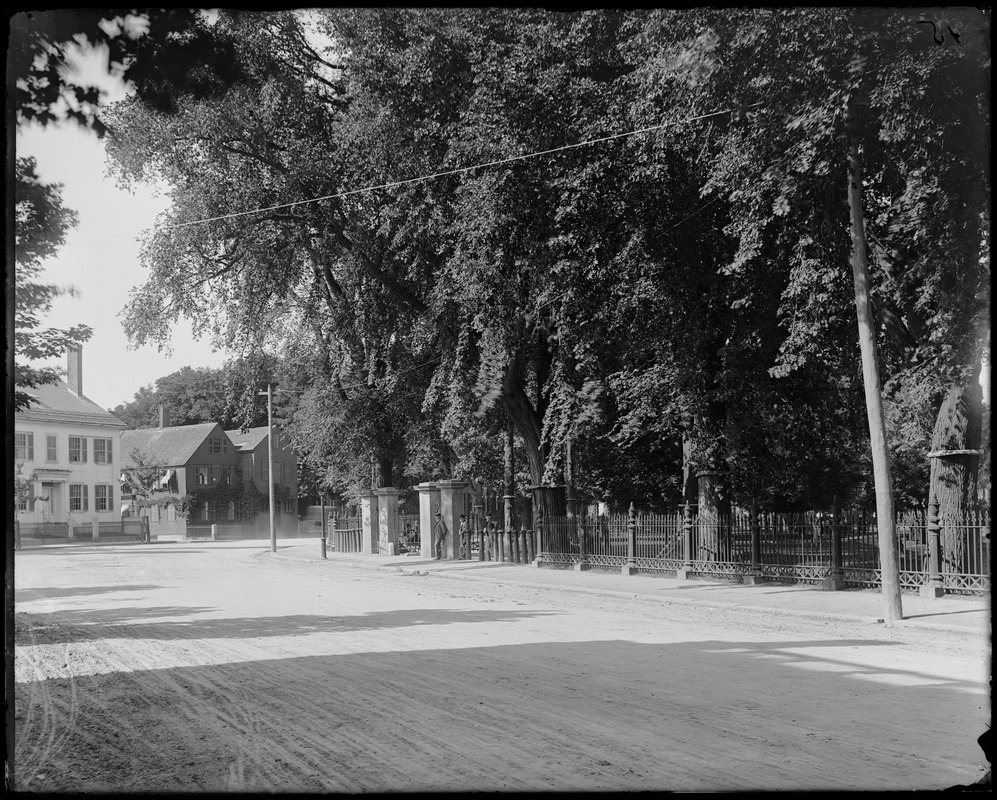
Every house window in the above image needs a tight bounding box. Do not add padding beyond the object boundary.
[200,501,212,522]
[94,438,113,464]
[95,484,113,512]
[209,436,228,454]
[69,436,88,463]
[284,461,293,484]
[15,432,34,461]
[260,459,269,482]
[227,501,236,521]
[46,435,58,462]
[220,466,232,484]
[69,483,89,512]
[195,466,209,485]
[242,456,253,481]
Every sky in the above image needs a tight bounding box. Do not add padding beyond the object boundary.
[15,45,231,413]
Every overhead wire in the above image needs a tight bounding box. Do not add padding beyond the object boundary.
[167,103,762,229]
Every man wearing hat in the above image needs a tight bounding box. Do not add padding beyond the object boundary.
[432,509,448,560]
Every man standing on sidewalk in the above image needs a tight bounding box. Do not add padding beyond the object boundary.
[433,510,448,560]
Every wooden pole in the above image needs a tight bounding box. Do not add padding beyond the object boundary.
[845,97,903,624]
[504,420,515,563]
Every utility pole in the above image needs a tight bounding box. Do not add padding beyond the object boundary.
[259,384,276,554]
[845,95,903,625]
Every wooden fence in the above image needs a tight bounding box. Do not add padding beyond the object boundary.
[535,507,990,596]
[15,518,146,547]
[330,514,363,554]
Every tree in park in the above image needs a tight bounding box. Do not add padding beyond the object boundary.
[100,8,988,541]
[101,9,452,494]
[624,7,989,619]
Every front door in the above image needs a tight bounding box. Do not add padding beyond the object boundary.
[41,481,62,520]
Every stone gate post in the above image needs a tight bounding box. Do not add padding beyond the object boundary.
[374,487,401,555]
[436,479,467,561]
[416,483,440,559]
[359,491,379,555]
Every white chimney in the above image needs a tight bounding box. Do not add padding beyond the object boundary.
[67,344,83,395]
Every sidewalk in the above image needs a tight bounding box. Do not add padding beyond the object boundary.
[274,539,991,636]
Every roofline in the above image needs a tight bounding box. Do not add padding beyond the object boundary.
[15,410,126,428]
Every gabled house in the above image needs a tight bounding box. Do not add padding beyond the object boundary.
[14,345,126,539]
[226,425,298,529]
[119,409,298,539]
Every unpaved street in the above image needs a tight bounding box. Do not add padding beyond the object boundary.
[12,542,990,792]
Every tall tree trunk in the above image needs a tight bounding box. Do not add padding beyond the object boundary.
[846,97,903,624]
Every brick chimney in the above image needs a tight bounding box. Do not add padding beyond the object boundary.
[159,404,170,429]
[67,344,83,396]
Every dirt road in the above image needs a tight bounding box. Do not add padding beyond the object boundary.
[12,542,990,792]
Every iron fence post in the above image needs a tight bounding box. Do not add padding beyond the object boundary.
[622,502,637,575]
[677,501,694,579]
[575,517,591,572]
[921,495,945,598]
[743,502,764,585]
[823,502,845,590]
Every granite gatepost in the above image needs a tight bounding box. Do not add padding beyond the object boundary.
[416,483,440,559]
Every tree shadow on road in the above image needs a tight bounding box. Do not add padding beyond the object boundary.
[16,584,165,602]
[13,606,567,643]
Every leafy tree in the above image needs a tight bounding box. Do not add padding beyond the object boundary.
[120,447,171,518]
[13,156,92,410]
[100,7,988,523]
[623,8,989,510]
[10,8,204,135]
[13,461,40,513]
[111,359,273,429]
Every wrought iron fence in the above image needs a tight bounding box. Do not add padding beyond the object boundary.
[398,514,420,552]
[535,507,990,596]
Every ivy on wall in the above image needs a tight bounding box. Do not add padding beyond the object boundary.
[185,480,270,522]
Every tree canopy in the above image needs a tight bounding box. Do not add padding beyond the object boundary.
[13,156,91,410]
[100,8,990,511]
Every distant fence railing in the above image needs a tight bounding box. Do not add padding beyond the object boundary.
[16,521,69,542]
[535,507,990,596]
[15,518,146,546]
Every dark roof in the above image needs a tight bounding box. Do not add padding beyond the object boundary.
[121,423,222,467]
[16,381,125,427]
[225,426,269,451]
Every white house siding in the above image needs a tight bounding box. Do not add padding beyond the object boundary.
[15,409,124,527]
